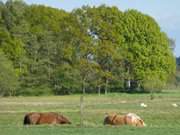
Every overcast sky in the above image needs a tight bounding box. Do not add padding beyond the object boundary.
[24,0,180,57]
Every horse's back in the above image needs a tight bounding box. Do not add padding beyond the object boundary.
[104,113,125,125]
[37,112,59,124]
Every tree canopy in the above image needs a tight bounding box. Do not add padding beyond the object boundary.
[0,1,176,96]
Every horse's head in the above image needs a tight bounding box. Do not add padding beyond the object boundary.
[57,115,71,124]
[136,119,146,127]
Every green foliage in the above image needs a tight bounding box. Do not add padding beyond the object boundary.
[0,1,176,96]
[120,10,176,90]
[52,64,81,95]
[0,51,19,96]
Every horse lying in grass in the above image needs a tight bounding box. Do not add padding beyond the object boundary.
[104,113,146,127]
[24,112,71,125]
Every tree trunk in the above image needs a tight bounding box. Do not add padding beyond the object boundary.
[19,61,22,74]
[126,66,131,90]
[82,79,86,94]
[47,46,51,80]
[105,79,108,95]
[80,95,84,127]
[127,80,131,90]
[47,59,50,80]
[98,86,101,96]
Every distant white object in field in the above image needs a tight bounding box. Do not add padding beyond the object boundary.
[121,101,127,103]
[140,103,147,108]
[172,103,178,107]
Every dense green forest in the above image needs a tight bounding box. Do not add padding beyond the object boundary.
[0,0,176,96]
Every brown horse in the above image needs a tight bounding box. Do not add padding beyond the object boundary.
[24,112,71,125]
[104,113,146,127]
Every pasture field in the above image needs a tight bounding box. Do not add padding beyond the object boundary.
[0,90,180,135]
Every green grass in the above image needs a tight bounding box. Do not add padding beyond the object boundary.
[0,90,180,135]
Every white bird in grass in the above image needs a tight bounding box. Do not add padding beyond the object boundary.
[140,103,147,108]
[172,103,178,107]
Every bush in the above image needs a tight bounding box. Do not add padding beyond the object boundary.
[141,78,165,93]
[17,85,53,96]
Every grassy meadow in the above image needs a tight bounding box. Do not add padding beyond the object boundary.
[0,90,180,135]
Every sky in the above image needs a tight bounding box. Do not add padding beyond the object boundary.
[24,0,180,57]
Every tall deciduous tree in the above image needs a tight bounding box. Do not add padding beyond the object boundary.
[73,5,125,94]
[121,10,176,90]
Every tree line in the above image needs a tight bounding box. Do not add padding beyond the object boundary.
[0,0,176,96]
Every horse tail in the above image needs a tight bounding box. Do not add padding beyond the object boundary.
[24,115,30,125]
